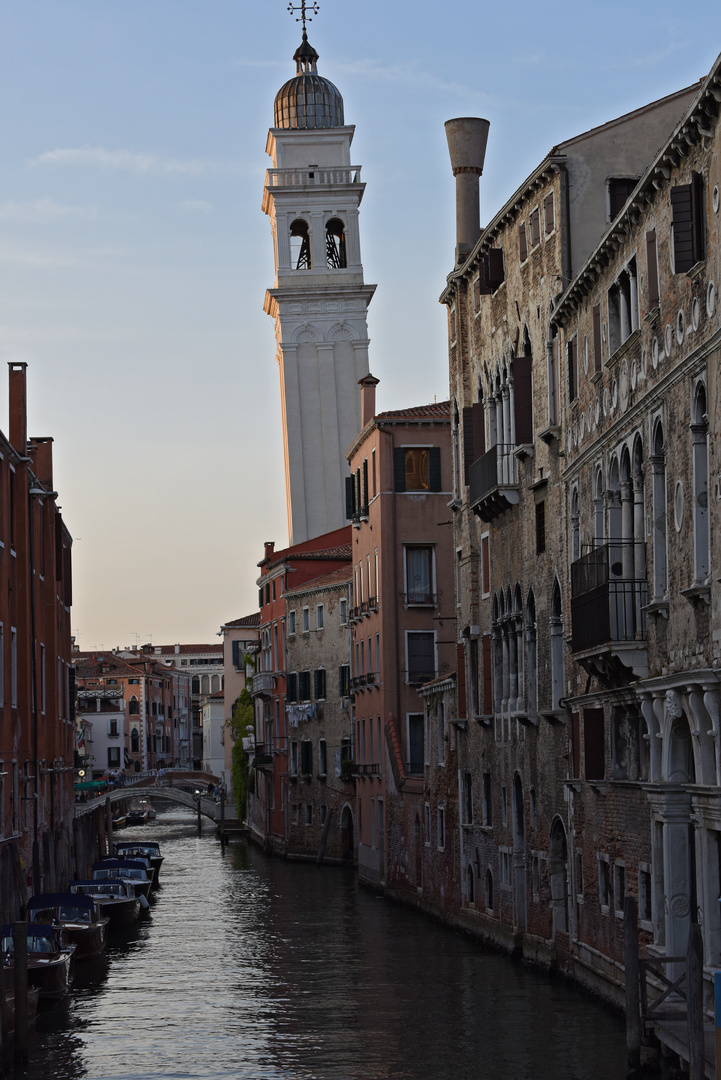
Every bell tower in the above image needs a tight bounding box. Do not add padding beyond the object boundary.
[263,7,376,545]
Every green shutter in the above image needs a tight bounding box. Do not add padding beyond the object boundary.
[393,447,406,492]
[429,447,441,491]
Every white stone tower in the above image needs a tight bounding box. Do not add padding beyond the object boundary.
[263,21,376,545]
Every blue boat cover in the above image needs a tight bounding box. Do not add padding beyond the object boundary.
[1,923,59,937]
[28,893,94,910]
[92,859,149,871]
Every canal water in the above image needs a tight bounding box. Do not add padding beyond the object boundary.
[12,806,628,1080]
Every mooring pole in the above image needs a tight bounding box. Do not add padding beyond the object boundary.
[624,895,641,1074]
[105,795,114,856]
[219,790,225,847]
[13,922,28,1066]
[197,791,202,832]
[687,922,704,1080]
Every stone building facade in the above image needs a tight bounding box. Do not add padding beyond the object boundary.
[437,73,710,994]
[284,566,354,863]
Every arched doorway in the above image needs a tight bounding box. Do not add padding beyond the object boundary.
[549,817,568,936]
[340,805,354,863]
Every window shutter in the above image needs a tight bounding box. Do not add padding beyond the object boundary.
[345,475,354,519]
[571,712,581,779]
[544,193,555,234]
[232,640,240,668]
[353,469,361,513]
[691,170,704,264]
[54,516,63,581]
[462,406,475,485]
[583,708,605,780]
[518,223,528,262]
[645,230,659,307]
[609,178,636,220]
[513,355,533,444]
[456,643,467,718]
[567,338,578,402]
[393,447,406,492]
[287,673,297,703]
[482,634,493,714]
[488,248,505,290]
[478,256,492,296]
[429,447,441,491]
[592,304,602,373]
[671,182,694,273]
[473,276,481,311]
[362,459,369,511]
[313,669,321,699]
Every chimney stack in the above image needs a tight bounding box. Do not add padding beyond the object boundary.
[445,117,490,264]
[264,541,275,560]
[30,437,54,490]
[8,362,28,456]
[359,373,380,429]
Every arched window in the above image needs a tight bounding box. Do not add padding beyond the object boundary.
[290,218,311,270]
[211,674,220,693]
[325,218,347,268]
[651,421,668,599]
[513,584,524,714]
[191,676,200,695]
[201,675,210,695]
[594,468,605,546]
[692,381,710,583]
[130,727,140,753]
[129,695,139,716]
[549,818,569,934]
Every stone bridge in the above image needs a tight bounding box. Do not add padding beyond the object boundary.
[74,773,230,824]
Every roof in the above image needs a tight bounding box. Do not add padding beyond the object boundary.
[260,542,352,570]
[221,613,261,629]
[375,401,451,421]
[258,526,352,570]
[284,564,352,598]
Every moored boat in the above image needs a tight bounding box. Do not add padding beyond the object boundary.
[27,893,109,959]
[92,858,153,900]
[127,796,156,823]
[1,924,76,1001]
[3,986,40,1032]
[69,879,142,925]
[113,841,164,886]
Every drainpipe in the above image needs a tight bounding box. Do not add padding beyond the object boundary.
[27,486,40,896]
[382,426,402,735]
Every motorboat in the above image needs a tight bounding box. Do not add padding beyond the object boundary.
[3,986,40,1032]
[1,924,76,1001]
[27,893,109,959]
[127,796,156,824]
[69,879,142,925]
[111,812,128,830]
[113,841,164,887]
[92,858,153,900]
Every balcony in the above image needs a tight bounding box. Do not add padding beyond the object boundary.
[571,542,648,684]
[266,165,362,189]
[407,669,437,687]
[353,763,381,777]
[469,444,520,522]
[403,591,437,607]
[250,672,274,697]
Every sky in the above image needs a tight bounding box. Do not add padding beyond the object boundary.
[0,1,717,651]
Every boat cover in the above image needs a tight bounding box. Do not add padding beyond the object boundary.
[28,893,94,911]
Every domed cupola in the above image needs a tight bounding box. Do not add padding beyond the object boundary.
[274,31,344,129]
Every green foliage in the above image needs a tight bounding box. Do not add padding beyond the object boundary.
[227,657,255,821]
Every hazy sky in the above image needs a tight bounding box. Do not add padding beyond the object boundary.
[0,1,716,650]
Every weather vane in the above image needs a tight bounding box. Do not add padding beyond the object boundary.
[287,1,319,32]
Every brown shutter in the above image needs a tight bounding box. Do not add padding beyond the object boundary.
[482,634,493,714]
[593,305,602,374]
[544,193,555,234]
[474,276,481,311]
[488,248,505,290]
[462,406,475,484]
[583,708,605,780]
[472,401,485,459]
[518,223,528,262]
[571,712,581,779]
[478,257,492,295]
[513,354,533,444]
[567,338,578,402]
[691,170,705,264]
[671,182,694,273]
[645,229,659,307]
[609,178,636,220]
[456,643,467,718]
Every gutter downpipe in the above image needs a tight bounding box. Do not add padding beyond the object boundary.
[28,488,40,896]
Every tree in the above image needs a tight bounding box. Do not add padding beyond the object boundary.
[226,657,255,821]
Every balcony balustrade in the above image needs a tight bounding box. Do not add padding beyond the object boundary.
[469,444,520,522]
[250,671,274,697]
[266,166,362,188]
[403,591,437,607]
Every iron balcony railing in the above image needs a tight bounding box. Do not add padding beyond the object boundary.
[570,541,647,652]
[405,759,425,776]
[403,591,437,606]
[469,444,519,521]
[407,669,437,686]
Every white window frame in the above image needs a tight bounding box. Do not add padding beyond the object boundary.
[316,604,324,630]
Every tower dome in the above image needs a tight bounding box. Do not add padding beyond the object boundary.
[274,32,344,129]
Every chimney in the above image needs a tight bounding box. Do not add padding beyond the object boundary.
[30,437,54,490]
[359,373,380,428]
[8,362,28,456]
[445,117,490,264]
[264,541,275,559]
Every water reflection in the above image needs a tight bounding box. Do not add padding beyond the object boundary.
[6,808,627,1080]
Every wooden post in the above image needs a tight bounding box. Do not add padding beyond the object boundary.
[219,791,225,844]
[105,795,114,857]
[625,895,641,1074]
[197,792,202,832]
[687,922,704,1080]
[13,922,28,1065]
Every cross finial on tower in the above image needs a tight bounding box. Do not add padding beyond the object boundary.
[287,1,319,33]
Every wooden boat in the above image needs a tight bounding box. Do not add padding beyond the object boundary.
[113,841,163,886]
[69,879,142,925]
[92,858,153,900]
[111,812,128,830]
[1,924,76,1001]
[3,986,40,1032]
[27,893,109,959]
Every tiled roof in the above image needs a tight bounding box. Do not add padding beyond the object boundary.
[375,401,450,421]
[221,613,261,629]
[292,544,352,561]
[285,564,352,597]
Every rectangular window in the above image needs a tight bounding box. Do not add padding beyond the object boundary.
[501,785,508,827]
[482,634,493,714]
[393,446,441,493]
[290,741,298,776]
[371,448,376,496]
[108,718,119,736]
[535,501,546,555]
[338,664,350,698]
[593,304,602,374]
[639,866,653,925]
[377,797,384,850]
[671,172,704,272]
[599,857,611,912]
[302,608,309,633]
[316,604,324,630]
[40,643,46,714]
[313,668,326,700]
[300,741,312,775]
[424,802,431,843]
[518,222,528,262]
[483,772,493,826]
[437,807,446,850]
[287,672,298,703]
[529,207,541,247]
[339,599,348,625]
[406,631,435,685]
[377,716,382,776]
[108,747,121,768]
[575,851,584,897]
[375,635,380,683]
[408,714,424,774]
[464,772,473,824]
[298,670,311,701]
[646,229,659,307]
[305,803,313,826]
[567,337,578,402]
[319,739,327,776]
[358,797,363,843]
[614,863,626,917]
[608,177,637,220]
[544,192,555,234]
[405,546,434,605]
[288,610,296,635]
[291,803,299,825]
[481,533,490,598]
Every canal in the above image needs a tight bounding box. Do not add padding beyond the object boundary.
[13,806,628,1080]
